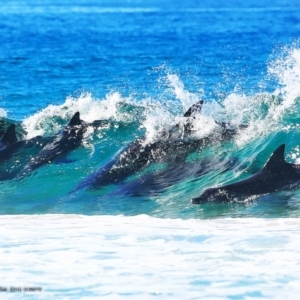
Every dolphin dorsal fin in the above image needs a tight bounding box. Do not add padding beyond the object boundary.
[263,144,287,172]
[68,112,81,126]
[183,100,204,117]
[1,124,17,144]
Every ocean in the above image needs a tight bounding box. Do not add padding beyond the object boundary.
[1,0,300,298]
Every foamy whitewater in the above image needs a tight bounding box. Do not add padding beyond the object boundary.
[1,0,300,298]
[1,215,300,299]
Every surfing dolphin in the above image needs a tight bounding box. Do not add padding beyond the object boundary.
[76,101,245,190]
[0,124,57,181]
[0,117,26,139]
[192,144,300,204]
[17,112,88,177]
[0,124,52,163]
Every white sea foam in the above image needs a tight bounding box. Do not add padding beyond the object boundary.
[167,74,204,112]
[269,47,300,115]
[18,46,300,150]
[0,215,300,299]
[22,92,135,138]
[0,107,7,118]
[20,76,209,144]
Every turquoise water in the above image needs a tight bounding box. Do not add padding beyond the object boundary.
[1,0,300,218]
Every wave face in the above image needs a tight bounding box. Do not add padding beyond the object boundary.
[1,0,300,218]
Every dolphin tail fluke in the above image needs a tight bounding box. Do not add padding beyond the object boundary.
[68,112,81,126]
[183,100,204,117]
[1,124,18,144]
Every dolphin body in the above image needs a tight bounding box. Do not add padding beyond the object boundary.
[192,144,300,204]
[0,125,20,161]
[76,101,244,190]
[108,155,239,198]
[17,112,88,177]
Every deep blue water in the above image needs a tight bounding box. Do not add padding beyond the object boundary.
[1,0,300,218]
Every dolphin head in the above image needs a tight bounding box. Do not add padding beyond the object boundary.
[191,187,228,204]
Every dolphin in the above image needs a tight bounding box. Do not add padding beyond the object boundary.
[17,112,88,177]
[0,124,56,181]
[76,101,245,190]
[0,117,26,140]
[0,124,52,163]
[108,155,239,198]
[191,144,300,204]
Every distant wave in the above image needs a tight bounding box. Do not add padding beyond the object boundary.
[0,6,299,15]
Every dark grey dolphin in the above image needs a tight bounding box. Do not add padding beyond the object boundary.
[108,155,239,198]
[192,144,300,204]
[76,101,245,190]
[17,112,88,177]
[0,117,26,140]
[0,124,51,163]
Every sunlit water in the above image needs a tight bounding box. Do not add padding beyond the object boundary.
[1,0,300,298]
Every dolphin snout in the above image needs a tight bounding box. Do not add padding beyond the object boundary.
[191,196,204,204]
[191,188,219,204]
